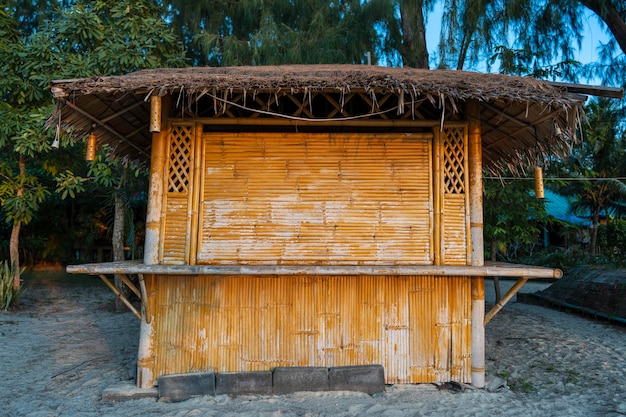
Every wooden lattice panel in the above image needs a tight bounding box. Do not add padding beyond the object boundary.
[443,128,466,194]
[167,125,193,193]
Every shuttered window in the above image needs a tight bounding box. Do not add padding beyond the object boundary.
[160,124,194,264]
[439,127,470,265]
[198,132,433,265]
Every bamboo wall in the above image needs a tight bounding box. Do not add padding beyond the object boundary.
[159,127,469,266]
[144,274,472,384]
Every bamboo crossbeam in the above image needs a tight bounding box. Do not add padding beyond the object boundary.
[69,261,562,279]
[484,277,529,325]
[98,274,141,320]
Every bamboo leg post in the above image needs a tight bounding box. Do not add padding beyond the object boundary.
[471,277,485,388]
[484,277,530,325]
[137,274,155,388]
[97,274,141,320]
[467,99,485,388]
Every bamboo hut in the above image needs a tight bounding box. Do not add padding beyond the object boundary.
[50,65,622,390]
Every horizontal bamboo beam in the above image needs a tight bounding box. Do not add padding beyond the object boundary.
[176,117,468,129]
[547,81,624,99]
[69,261,562,279]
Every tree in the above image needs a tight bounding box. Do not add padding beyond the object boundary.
[166,0,400,66]
[483,177,549,300]
[0,1,184,293]
[556,98,626,256]
[434,0,625,85]
[399,0,433,68]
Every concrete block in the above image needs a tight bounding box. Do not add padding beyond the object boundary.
[215,371,273,396]
[273,366,329,395]
[102,382,158,402]
[158,371,216,402]
[328,365,385,395]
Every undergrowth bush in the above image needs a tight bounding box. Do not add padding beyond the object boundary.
[0,261,24,311]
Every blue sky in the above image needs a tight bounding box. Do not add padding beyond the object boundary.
[423,4,613,73]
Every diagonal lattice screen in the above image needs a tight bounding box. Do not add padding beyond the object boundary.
[167,125,193,193]
[443,128,465,194]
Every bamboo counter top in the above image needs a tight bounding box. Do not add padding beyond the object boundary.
[66,261,562,279]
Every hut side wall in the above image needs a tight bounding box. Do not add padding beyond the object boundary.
[146,274,472,384]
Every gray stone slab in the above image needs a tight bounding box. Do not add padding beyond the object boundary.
[328,365,385,395]
[215,371,273,396]
[102,382,158,401]
[158,372,216,402]
[272,366,329,395]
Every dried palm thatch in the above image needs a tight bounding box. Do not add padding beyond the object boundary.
[49,65,622,174]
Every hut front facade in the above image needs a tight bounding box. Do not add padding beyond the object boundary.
[52,66,618,389]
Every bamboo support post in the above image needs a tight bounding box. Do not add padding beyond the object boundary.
[467,99,485,388]
[150,96,162,132]
[484,277,530,325]
[137,274,155,388]
[97,274,141,320]
[144,95,170,265]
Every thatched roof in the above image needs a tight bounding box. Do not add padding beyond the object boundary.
[49,65,623,173]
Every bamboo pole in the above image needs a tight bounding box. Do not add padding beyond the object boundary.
[188,123,203,265]
[117,273,141,299]
[484,277,529,325]
[433,129,442,265]
[144,95,170,265]
[467,99,485,388]
[150,96,162,132]
[534,167,545,199]
[137,274,156,388]
[137,273,151,323]
[97,274,141,319]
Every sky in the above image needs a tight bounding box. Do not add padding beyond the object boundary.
[423,4,613,78]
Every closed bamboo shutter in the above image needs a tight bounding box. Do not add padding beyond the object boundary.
[198,132,433,265]
[440,127,470,265]
[160,124,194,264]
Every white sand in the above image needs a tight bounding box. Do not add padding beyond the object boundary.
[1,276,625,417]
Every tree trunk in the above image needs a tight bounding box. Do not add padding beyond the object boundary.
[10,154,27,290]
[580,0,626,55]
[400,0,429,68]
[10,221,21,290]
[113,188,130,311]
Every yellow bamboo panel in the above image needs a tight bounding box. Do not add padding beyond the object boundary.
[441,195,468,265]
[199,132,433,265]
[148,274,472,384]
[161,193,189,263]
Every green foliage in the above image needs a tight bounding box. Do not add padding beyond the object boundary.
[169,0,394,66]
[0,1,186,271]
[483,177,549,262]
[55,170,88,199]
[0,261,24,310]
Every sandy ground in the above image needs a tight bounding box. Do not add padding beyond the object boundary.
[1,273,625,417]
